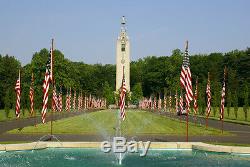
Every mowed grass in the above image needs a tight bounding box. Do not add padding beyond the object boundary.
[0,109,35,122]
[195,107,250,125]
[8,110,229,136]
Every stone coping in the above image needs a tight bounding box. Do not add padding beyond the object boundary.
[0,142,250,154]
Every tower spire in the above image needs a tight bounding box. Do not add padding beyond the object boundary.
[121,16,126,32]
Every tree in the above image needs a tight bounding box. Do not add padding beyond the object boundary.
[243,82,249,121]
[103,81,114,106]
[212,81,220,117]
[233,91,238,119]
[131,83,143,105]
[198,80,206,115]
[4,88,13,118]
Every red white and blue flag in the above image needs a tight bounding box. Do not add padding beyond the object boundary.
[120,67,127,121]
[220,67,226,120]
[29,72,34,116]
[41,48,52,123]
[206,72,211,117]
[15,70,21,118]
[180,41,193,112]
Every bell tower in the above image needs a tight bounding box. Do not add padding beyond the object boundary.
[116,16,130,91]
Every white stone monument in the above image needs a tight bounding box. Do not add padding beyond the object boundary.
[116,16,130,92]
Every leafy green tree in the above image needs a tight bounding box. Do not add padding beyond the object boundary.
[233,91,238,119]
[198,80,206,115]
[243,82,249,121]
[4,88,12,118]
[103,81,114,106]
[131,83,143,105]
[212,81,220,117]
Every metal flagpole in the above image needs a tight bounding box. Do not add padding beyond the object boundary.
[50,38,54,138]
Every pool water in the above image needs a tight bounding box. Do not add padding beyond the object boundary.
[0,148,249,167]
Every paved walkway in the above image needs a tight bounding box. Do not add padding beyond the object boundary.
[0,110,249,143]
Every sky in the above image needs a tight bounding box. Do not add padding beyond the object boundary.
[0,0,249,66]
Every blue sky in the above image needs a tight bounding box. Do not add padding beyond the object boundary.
[0,0,249,65]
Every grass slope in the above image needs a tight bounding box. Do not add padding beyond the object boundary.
[8,110,229,136]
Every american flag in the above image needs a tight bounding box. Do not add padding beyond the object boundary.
[169,95,172,112]
[175,90,178,113]
[180,41,193,112]
[149,96,152,109]
[15,70,21,118]
[84,96,87,109]
[158,95,161,111]
[29,72,34,116]
[65,89,69,112]
[69,87,72,111]
[120,67,127,121]
[58,86,63,112]
[193,78,198,114]
[179,94,183,114]
[88,94,92,108]
[164,95,167,112]
[153,97,157,111]
[73,90,76,111]
[78,91,81,111]
[41,48,52,123]
[206,72,211,117]
[220,67,226,120]
[52,85,58,112]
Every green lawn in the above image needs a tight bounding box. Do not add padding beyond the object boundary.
[193,107,250,125]
[0,109,34,122]
[8,110,229,136]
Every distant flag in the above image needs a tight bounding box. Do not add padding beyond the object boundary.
[73,90,76,111]
[69,87,72,111]
[58,86,63,112]
[52,85,58,112]
[41,48,52,123]
[149,96,152,109]
[179,93,183,114]
[220,67,226,120]
[29,72,34,116]
[164,95,167,112]
[66,89,70,112]
[84,96,87,109]
[153,97,156,111]
[158,94,161,111]
[206,72,211,118]
[169,94,172,112]
[78,91,81,111]
[120,66,127,121]
[193,78,198,114]
[175,90,178,113]
[15,70,21,118]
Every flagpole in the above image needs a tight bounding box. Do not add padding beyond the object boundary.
[180,89,182,123]
[221,67,226,134]
[195,77,198,126]
[206,72,209,129]
[186,108,188,142]
[50,38,54,138]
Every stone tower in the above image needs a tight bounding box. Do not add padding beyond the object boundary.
[116,16,130,92]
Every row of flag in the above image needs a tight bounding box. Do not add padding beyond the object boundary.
[138,41,227,128]
[15,40,106,124]
[139,94,183,113]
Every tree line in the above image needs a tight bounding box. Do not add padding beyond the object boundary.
[0,47,249,117]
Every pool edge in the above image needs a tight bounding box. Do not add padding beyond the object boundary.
[1,142,250,154]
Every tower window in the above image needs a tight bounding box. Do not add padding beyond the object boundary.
[121,44,125,52]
